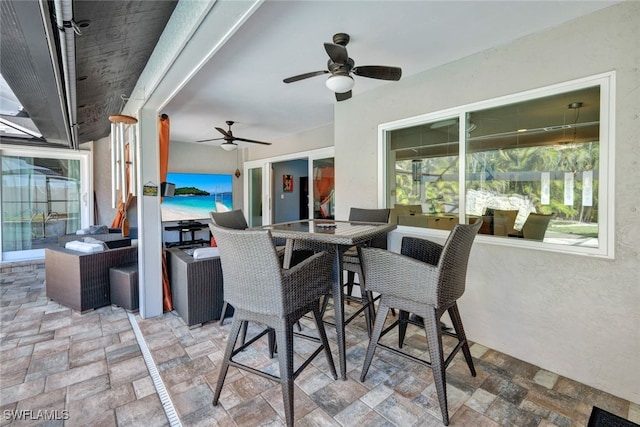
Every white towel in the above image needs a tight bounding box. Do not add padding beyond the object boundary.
[193,247,220,259]
[65,241,105,253]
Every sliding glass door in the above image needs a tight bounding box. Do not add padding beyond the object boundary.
[1,146,92,261]
[243,147,334,226]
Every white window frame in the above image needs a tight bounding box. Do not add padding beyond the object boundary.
[378,72,615,259]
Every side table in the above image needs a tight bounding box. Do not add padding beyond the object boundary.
[109,264,139,311]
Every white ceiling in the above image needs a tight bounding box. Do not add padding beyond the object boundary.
[162,0,620,149]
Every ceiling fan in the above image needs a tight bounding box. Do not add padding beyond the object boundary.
[283,33,402,101]
[196,121,272,151]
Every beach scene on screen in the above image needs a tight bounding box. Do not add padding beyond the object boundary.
[161,172,232,221]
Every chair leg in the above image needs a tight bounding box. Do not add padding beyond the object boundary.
[362,291,375,336]
[312,303,337,380]
[268,328,276,358]
[398,310,410,348]
[239,320,248,347]
[213,316,243,405]
[320,293,330,317]
[423,309,449,426]
[219,301,229,326]
[448,303,476,376]
[356,267,376,332]
[345,271,356,299]
[275,325,295,427]
[360,301,390,382]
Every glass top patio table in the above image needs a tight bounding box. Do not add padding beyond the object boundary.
[264,219,395,245]
[262,219,396,380]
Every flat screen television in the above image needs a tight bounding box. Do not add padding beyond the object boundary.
[161,172,233,222]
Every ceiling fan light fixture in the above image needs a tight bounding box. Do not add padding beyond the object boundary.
[220,142,237,151]
[325,75,354,93]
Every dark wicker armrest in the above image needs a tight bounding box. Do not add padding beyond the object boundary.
[281,251,333,311]
[359,247,439,305]
[401,236,443,266]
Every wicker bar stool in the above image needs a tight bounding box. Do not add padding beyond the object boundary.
[210,209,296,345]
[358,220,482,425]
[209,209,250,326]
[210,225,336,427]
[340,207,391,331]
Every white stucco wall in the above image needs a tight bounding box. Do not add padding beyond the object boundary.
[247,124,334,161]
[334,2,639,403]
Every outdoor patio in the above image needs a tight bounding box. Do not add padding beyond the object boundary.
[1,260,638,426]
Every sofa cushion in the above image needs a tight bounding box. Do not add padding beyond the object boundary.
[83,237,110,250]
[65,241,105,253]
[76,224,109,235]
[193,247,220,259]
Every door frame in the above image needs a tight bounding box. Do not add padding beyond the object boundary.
[243,146,334,226]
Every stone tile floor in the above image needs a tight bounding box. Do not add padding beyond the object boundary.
[1,260,639,426]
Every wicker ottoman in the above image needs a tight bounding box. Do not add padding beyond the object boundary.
[166,248,225,327]
[109,264,139,311]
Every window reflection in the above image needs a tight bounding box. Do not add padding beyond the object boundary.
[466,86,599,246]
[313,158,334,219]
[388,118,460,221]
[1,156,81,252]
[387,84,601,248]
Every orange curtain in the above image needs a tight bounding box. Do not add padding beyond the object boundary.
[313,166,335,218]
[159,114,170,202]
[159,114,173,312]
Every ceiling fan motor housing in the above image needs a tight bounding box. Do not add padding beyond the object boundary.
[328,58,354,75]
[332,33,350,46]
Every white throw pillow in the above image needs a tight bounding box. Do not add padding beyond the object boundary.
[65,241,105,253]
[192,247,220,259]
[83,237,109,250]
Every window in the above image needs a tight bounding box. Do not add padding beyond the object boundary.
[382,73,614,258]
[1,146,92,261]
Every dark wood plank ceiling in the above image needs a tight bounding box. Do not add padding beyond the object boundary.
[73,0,177,143]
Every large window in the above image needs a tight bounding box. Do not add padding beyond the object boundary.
[1,146,92,261]
[382,73,613,258]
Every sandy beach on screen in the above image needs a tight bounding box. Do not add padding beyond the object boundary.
[161,201,229,222]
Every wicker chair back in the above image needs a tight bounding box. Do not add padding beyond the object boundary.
[433,219,483,306]
[210,225,284,315]
[210,209,248,230]
[360,220,482,308]
[348,208,390,249]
